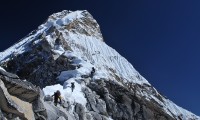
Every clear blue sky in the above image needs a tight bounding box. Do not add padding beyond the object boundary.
[0,0,200,115]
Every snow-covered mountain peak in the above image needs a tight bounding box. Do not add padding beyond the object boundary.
[48,10,85,20]
[0,10,103,62]
[0,10,199,120]
[0,10,146,85]
[43,10,103,40]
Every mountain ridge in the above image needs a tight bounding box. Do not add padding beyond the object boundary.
[0,10,199,120]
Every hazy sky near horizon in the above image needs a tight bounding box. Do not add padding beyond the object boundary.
[0,0,200,115]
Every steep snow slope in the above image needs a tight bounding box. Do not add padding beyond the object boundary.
[0,10,148,85]
[0,10,199,120]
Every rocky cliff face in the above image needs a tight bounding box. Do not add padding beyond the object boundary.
[0,10,199,120]
[0,68,37,119]
[0,67,75,120]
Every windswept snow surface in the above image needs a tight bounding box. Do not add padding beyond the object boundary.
[64,32,149,85]
[44,10,84,28]
[1,10,199,119]
[43,78,87,107]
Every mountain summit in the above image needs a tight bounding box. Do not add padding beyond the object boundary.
[0,10,199,120]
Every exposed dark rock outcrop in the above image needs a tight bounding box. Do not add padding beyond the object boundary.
[2,36,75,88]
[85,80,173,120]
[0,75,35,120]
[0,69,39,102]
